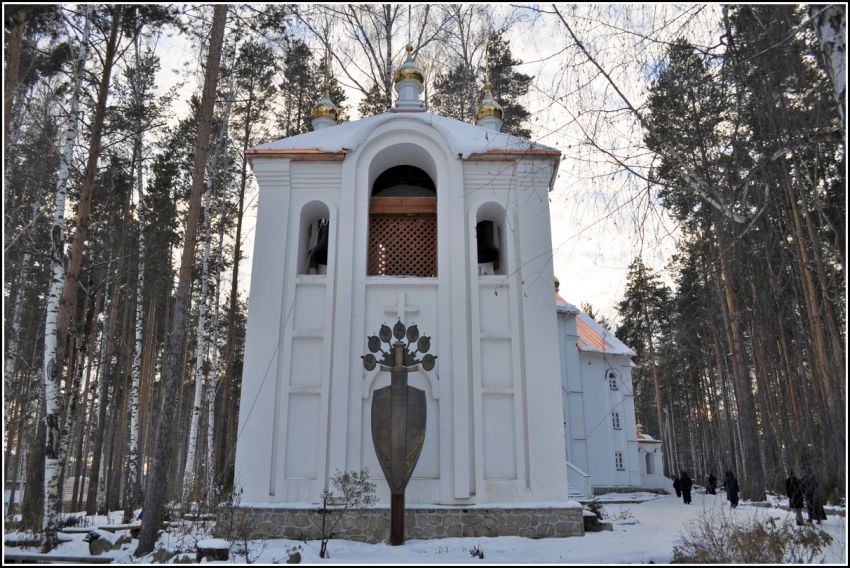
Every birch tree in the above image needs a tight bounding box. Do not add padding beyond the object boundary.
[810,4,846,138]
[39,5,93,550]
[202,72,235,502]
[122,5,172,522]
[181,118,221,510]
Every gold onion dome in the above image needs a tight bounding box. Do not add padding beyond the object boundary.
[311,88,339,122]
[394,44,424,84]
[476,82,503,121]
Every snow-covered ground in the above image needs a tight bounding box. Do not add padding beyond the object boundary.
[5,493,846,564]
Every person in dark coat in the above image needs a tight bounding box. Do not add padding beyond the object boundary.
[680,471,693,504]
[801,469,827,524]
[785,472,805,525]
[707,473,717,495]
[724,471,739,508]
[673,475,682,497]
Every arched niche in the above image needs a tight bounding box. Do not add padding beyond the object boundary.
[298,201,331,275]
[367,144,438,277]
[475,202,507,276]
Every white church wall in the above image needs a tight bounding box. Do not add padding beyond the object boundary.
[235,157,345,503]
[511,159,569,501]
[337,122,469,505]
[578,352,641,490]
[556,311,585,472]
[235,157,293,503]
[238,117,568,507]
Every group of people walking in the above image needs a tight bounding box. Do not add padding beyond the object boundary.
[671,468,827,526]
[786,470,827,526]
[673,471,739,507]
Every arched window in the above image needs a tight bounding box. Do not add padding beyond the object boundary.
[645,452,654,475]
[607,369,619,391]
[367,165,437,277]
[298,202,331,275]
[475,203,507,276]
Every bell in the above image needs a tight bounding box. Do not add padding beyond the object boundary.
[476,221,500,270]
[306,220,329,273]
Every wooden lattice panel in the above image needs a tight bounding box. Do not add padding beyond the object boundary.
[368,215,437,277]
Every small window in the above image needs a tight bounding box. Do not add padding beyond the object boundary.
[608,370,618,390]
[612,412,621,430]
[615,451,624,471]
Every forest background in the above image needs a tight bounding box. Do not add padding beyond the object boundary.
[2,3,845,553]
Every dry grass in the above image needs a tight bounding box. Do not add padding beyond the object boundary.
[672,508,833,563]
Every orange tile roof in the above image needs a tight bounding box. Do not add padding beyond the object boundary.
[576,317,610,351]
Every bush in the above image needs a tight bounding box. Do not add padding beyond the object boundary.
[672,508,833,563]
[585,499,604,520]
[318,469,377,559]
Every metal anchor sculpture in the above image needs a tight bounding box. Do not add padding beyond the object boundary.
[362,320,436,545]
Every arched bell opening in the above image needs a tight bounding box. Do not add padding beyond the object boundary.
[298,201,331,275]
[475,203,507,276]
[368,164,437,277]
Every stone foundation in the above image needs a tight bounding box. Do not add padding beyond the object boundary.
[222,504,584,542]
[592,486,668,496]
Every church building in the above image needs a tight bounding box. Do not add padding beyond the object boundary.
[232,45,650,541]
[556,291,666,497]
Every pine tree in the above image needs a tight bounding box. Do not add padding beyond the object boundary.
[615,259,671,473]
[136,5,228,556]
[431,31,532,138]
[358,82,387,118]
[482,32,532,139]
[279,38,314,136]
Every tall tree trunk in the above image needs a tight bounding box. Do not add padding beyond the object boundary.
[71,288,101,513]
[221,84,253,488]
[4,175,45,425]
[125,29,149,522]
[205,86,234,500]
[136,6,228,555]
[713,217,765,500]
[23,404,46,531]
[86,257,123,515]
[135,302,157,501]
[181,163,217,509]
[6,375,33,519]
[55,282,95,509]
[40,6,95,550]
[206,218,225,499]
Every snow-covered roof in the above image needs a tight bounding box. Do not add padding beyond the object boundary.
[575,311,635,357]
[637,433,661,444]
[555,293,580,314]
[249,111,559,160]
[554,295,636,357]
